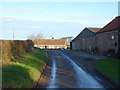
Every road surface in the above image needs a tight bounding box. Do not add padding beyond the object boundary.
[36,50,115,88]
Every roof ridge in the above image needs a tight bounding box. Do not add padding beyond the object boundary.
[85,27,101,33]
[34,39,65,40]
[85,27,101,28]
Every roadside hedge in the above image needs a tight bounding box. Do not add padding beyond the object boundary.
[0,40,34,63]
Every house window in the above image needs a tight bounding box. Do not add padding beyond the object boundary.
[40,46,44,49]
[49,46,54,49]
[111,36,115,40]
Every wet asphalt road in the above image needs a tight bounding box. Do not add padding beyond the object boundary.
[36,50,115,88]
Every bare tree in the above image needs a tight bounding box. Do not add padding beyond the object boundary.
[27,33,46,44]
[35,33,46,39]
[27,33,46,40]
[27,33,36,40]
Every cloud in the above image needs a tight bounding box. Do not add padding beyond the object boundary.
[3,3,54,13]
[2,17,15,22]
[61,13,113,26]
[0,0,119,2]
[4,6,40,13]
[26,26,45,29]
[12,7,37,11]
[2,30,26,33]
[1,16,105,28]
[62,14,101,20]
[2,17,79,24]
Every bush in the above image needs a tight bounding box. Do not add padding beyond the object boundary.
[107,48,115,56]
[92,47,99,53]
[1,40,34,63]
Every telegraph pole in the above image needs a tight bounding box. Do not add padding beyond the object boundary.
[13,18,15,40]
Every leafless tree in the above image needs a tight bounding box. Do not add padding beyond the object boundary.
[27,33,35,40]
[27,33,46,40]
[27,33,46,44]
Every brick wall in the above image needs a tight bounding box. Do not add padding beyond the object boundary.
[96,30,118,53]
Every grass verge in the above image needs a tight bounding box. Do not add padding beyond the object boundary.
[96,58,120,86]
[72,49,85,52]
[2,48,48,88]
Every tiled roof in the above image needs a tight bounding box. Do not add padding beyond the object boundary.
[86,27,101,33]
[34,39,66,45]
[99,16,120,32]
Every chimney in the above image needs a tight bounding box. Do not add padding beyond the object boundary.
[52,37,54,39]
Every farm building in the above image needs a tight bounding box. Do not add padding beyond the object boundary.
[34,39,67,49]
[71,27,101,51]
[96,16,119,54]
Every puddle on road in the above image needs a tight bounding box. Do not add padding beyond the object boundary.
[47,57,58,88]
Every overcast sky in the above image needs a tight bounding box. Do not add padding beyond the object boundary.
[0,1,118,40]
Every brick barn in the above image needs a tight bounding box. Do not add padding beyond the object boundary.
[34,39,67,49]
[96,16,119,54]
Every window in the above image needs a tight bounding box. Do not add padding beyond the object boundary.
[111,36,115,40]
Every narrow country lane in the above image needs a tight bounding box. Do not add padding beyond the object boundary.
[36,50,111,88]
[55,50,103,88]
[37,50,78,88]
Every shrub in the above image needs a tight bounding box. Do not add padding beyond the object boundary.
[92,47,99,53]
[1,40,34,63]
[107,48,115,56]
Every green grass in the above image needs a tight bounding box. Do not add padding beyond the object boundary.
[2,48,48,88]
[96,58,120,86]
